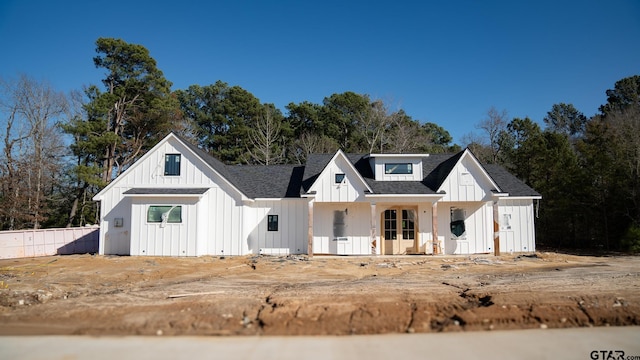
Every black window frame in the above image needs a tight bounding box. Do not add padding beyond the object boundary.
[267,215,279,231]
[164,154,181,176]
[384,163,413,175]
[147,205,182,223]
[335,173,346,184]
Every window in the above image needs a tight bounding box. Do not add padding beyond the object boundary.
[335,173,346,184]
[384,163,412,175]
[164,154,181,176]
[333,210,347,238]
[148,206,182,223]
[450,208,466,238]
[501,213,512,230]
[402,209,416,240]
[268,215,278,231]
[384,209,397,240]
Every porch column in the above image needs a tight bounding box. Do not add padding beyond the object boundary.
[432,202,439,254]
[308,200,314,258]
[371,202,379,255]
[493,200,500,256]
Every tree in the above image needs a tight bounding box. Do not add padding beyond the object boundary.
[83,37,179,182]
[543,103,587,137]
[175,81,262,164]
[0,75,68,229]
[476,106,508,164]
[246,105,285,165]
[599,75,640,115]
[321,92,370,152]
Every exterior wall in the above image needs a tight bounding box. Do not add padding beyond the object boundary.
[130,197,198,256]
[499,198,536,253]
[370,157,423,181]
[200,186,245,256]
[438,155,496,202]
[0,226,99,259]
[310,155,368,203]
[438,201,493,254]
[313,202,371,255]
[96,137,244,255]
[246,199,309,255]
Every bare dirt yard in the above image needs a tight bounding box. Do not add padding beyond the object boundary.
[0,252,638,336]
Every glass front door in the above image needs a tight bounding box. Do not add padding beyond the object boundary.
[383,208,417,254]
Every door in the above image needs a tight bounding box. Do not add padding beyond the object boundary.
[382,208,418,255]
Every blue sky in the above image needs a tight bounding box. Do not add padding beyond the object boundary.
[1,0,639,144]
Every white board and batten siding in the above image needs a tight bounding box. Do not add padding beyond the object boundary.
[499,198,536,253]
[313,203,371,255]
[438,155,496,203]
[310,154,368,203]
[438,202,492,255]
[246,200,308,255]
[130,197,198,256]
[96,136,246,256]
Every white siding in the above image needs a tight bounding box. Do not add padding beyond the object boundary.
[313,203,371,255]
[438,155,496,202]
[96,136,245,256]
[499,199,536,253]
[130,197,198,256]
[245,200,309,255]
[371,157,423,181]
[438,202,492,255]
[310,155,367,202]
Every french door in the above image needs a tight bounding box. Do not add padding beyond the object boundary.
[382,208,417,255]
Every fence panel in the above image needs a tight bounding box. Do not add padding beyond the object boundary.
[0,226,99,259]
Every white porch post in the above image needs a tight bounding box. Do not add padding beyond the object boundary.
[432,202,439,254]
[307,200,314,258]
[493,200,500,256]
[371,202,379,255]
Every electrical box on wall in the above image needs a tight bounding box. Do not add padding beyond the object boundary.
[114,217,123,227]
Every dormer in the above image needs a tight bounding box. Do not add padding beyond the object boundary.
[367,154,428,181]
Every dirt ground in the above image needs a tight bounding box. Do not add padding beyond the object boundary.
[0,252,638,336]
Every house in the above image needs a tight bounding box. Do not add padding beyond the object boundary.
[93,132,541,257]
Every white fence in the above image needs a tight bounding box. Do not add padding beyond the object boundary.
[0,226,99,259]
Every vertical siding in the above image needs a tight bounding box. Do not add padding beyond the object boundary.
[439,202,492,255]
[312,156,367,203]
[372,157,423,181]
[313,203,371,255]
[246,200,309,255]
[439,156,495,202]
[97,136,245,256]
[499,199,536,253]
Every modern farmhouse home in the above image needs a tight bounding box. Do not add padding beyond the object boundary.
[93,132,541,257]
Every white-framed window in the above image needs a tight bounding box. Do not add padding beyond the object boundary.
[384,163,412,175]
[164,154,181,176]
[147,205,182,223]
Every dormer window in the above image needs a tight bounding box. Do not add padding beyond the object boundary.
[384,163,412,175]
[164,154,181,176]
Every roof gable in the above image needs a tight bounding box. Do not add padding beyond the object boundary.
[305,150,373,198]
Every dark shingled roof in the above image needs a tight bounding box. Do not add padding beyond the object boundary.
[170,132,539,199]
[226,165,305,198]
[483,165,541,197]
[123,188,209,195]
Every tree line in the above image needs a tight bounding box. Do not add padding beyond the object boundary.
[0,38,638,252]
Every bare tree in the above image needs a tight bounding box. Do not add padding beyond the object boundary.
[477,106,508,163]
[0,75,67,229]
[356,100,395,153]
[246,107,284,165]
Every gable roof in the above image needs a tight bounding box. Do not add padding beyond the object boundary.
[96,132,539,201]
